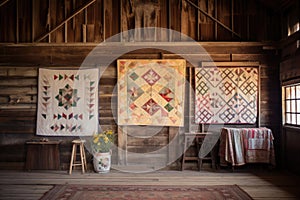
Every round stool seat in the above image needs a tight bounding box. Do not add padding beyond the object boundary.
[72,139,86,144]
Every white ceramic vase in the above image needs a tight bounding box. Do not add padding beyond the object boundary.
[93,152,111,173]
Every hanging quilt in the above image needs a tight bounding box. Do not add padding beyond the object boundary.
[118,59,186,126]
[37,68,99,136]
[195,67,258,124]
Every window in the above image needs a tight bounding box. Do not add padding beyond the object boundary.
[283,84,300,126]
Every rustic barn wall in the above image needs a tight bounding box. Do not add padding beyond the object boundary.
[280,31,300,174]
[0,0,281,43]
[0,42,281,170]
[0,0,284,171]
[280,0,300,174]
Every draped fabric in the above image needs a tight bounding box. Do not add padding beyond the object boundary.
[37,68,99,136]
[219,128,275,166]
[195,67,258,124]
[117,59,186,126]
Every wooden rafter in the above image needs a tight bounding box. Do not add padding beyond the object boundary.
[184,0,241,39]
[35,0,96,42]
[0,0,10,7]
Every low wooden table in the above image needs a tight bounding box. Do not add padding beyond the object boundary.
[25,141,61,170]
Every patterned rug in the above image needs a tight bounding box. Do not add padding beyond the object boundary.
[40,184,253,200]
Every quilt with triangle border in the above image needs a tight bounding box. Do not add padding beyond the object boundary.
[195,67,258,124]
[37,68,99,136]
[118,59,186,126]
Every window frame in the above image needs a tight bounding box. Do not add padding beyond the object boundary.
[282,83,300,127]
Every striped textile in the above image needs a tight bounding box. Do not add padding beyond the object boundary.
[219,127,275,166]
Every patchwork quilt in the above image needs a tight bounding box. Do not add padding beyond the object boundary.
[195,67,258,124]
[118,59,186,126]
[37,68,99,136]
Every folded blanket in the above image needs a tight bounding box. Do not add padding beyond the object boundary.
[219,127,275,167]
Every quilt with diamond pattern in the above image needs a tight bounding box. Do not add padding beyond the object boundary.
[195,67,258,124]
[118,59,186,126]
[37,68,99,136]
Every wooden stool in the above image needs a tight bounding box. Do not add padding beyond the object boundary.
[69,139,87,174]
[181,132,214,171]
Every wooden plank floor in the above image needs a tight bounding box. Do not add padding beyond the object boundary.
[0,168,300,200]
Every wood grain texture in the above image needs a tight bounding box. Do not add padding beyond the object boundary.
[25,141,61,170]
[0,0,284,43]
[0,42,281,170]
[0,170,299,200]
[280,32,300,174]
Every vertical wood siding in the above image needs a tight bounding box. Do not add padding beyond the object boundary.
[0,0,281,43]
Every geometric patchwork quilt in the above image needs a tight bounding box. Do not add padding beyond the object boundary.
[36,68,99,136]
[117,59,186,126]
[195,67,258,124]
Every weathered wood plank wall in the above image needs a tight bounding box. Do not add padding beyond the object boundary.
[0,0,285,170]
[0,42,281,169]
[279,0,300,174]
[0,0,281,43]
[280,30,300,174]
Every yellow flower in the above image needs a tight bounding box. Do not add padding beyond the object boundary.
[92,129,115,153]
[93,137,98,144]
[104,137,109,143]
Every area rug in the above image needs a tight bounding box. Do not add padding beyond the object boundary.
[40,184,253,200]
